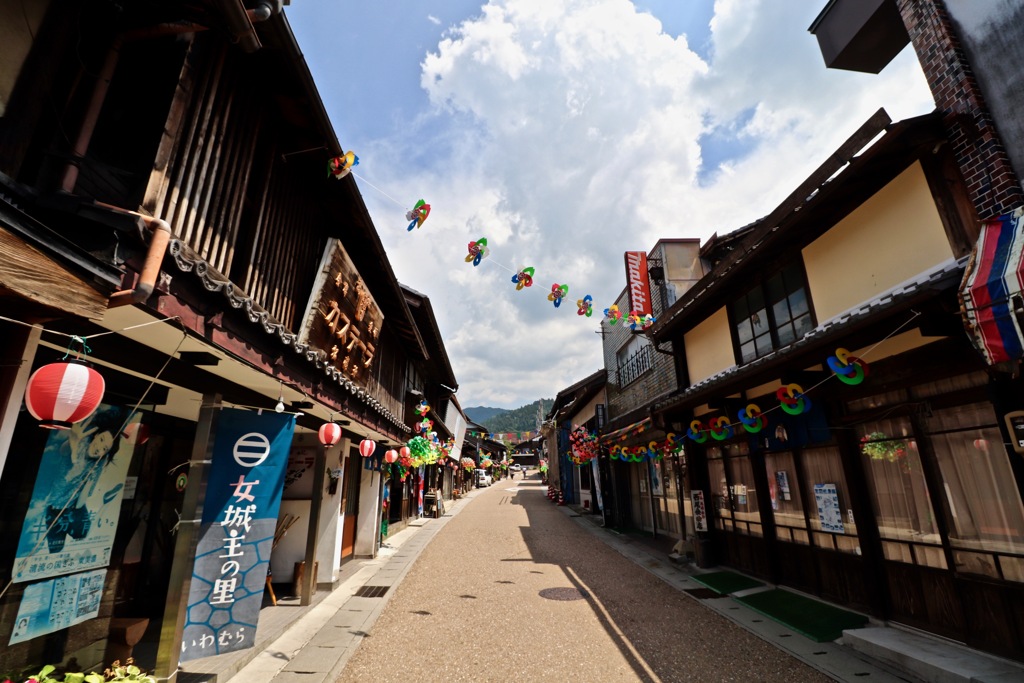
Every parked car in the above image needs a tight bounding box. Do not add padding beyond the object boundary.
[474,469,492,487]
[509,464,522,472]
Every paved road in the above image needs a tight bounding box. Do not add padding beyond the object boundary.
[336,474,829,682]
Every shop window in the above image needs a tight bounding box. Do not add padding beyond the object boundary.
[579,462,592,491]
[729,263,814,365]
[800,446,860,554]
[765,451,809,545]
[707,442,761,535]
[925,403,1024,582]
[857,416,943,567]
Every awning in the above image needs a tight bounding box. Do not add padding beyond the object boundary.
[600,417,651,443]
[960,209,1024,365]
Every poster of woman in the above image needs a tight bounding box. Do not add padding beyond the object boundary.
[12,405,141,583]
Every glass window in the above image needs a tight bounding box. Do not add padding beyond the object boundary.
[726,454,761,534]
[925,403,1024,580]
[800,446,860,554]
[729,263,813,365]
[765,451,808,545]
[858,417,940,544]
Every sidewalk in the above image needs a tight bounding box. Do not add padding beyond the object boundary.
[199,481,1023,683]
[559,503,1024,683]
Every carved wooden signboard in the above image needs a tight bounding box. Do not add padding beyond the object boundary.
[299,239,384,384]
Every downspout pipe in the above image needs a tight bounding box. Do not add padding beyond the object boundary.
[97,202,173,307]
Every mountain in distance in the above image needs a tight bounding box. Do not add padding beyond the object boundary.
[464,406,506,425]
[466,399,551,433]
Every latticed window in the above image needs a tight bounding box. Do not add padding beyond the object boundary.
[616,341,652,386]
[730,263,814,364]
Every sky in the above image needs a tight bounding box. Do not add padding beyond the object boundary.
[285,0,936,410]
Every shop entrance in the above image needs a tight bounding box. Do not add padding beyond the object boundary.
[340,447,360,561]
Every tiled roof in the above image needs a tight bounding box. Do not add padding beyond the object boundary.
[169,239,410,432]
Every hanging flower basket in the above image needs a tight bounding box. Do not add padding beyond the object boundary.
[860,432,910,470]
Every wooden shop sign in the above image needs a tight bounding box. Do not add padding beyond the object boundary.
[299,239,384,384]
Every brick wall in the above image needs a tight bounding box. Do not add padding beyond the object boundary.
[602,243,679,420]
[897,0,1023,218]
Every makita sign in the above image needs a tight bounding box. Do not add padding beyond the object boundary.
[624,251,653,316]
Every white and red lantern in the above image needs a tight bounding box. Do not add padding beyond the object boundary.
[399,445,411,460]
[319,422,343,446]
[359,439,377,458]
[25,360,105,430]
[384,449,399,463]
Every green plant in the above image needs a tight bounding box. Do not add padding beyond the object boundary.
[6,659,154,683]
[860,432,912,472]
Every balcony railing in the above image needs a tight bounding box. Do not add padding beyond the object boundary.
[617,344,652,387]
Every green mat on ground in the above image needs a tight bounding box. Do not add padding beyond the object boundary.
[734,589,868,642]
[689,570,764,595]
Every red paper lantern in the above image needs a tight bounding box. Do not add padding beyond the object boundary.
[319,422,343,446]
[122,422,150,446]
[359,439,377,458]
[399,446,411,459]
[385,449,399,463]
[25,360,105,429]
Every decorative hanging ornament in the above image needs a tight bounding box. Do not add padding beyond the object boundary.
[385,449,399,463]
[415,399,431,416]
[122,422,150,445]
[465,238,489,266]
[686,419,708,444]
[548,283,569,308]
[737,404,766,434]
[319,422,343,446]
[604,304,622,325]
[826,347,869,386]
[709,416,734,441]
[175,472,189,492]
[576,294,593,317]
[628,311,656,331]
[400,446,411,460]
[25,359,106,429]
[405,199,431,231]
[777,383,812,415]
[328,151,359,179]
[359,439,377,458]
[511,267,535,290]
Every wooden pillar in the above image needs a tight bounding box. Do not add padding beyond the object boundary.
[154,393,221,683]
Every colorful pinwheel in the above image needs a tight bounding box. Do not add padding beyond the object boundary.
[628,311,656,331]
[415,399,431,416]
[511,267,535,290]
[465,238,489,266]
[604,304,622,325]
[548,283,569,308]
[328,151,358,179]
[577,295,593,317]
[406,199,431,231]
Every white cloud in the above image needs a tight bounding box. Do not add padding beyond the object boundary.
[428,14,441,25]
[357,0,935,408]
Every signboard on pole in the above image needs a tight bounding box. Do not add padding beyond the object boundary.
[624,251,653,316]
[691,490,708,532]
[180,408,296,662]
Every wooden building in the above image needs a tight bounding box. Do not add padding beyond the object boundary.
[649,109,1024,660]
[0,1,451,679]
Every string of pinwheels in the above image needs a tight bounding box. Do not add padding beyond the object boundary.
[328,151,657,332]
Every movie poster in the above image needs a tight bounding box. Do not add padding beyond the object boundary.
[9,569,106,644]
[13,405,141,583]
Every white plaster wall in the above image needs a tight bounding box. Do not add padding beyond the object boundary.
[354,464,381,558]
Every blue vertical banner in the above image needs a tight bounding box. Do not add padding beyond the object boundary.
[180,408,295,662]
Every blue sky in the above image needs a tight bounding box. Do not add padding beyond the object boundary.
[286,0,935,410]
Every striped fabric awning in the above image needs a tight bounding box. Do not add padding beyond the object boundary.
[600,417,651,443]
[960,209,1024,365]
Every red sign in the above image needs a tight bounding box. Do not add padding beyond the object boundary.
[624,251,653,316]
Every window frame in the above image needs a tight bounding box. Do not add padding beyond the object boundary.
[727,261,815,366]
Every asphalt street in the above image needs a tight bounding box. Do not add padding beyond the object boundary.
[335,473,831,682]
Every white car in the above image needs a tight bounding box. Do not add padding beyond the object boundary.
[509,464,522,472]
[474,469,492,487]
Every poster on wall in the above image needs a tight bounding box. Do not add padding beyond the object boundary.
[650,461,663,496]
[9,568,106,644]
[775,471,791,501]
[691,491,708,532]
[13,405,141,583]
[282,446,317,499]
[180,408,296,662]
[813,483,844,534]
